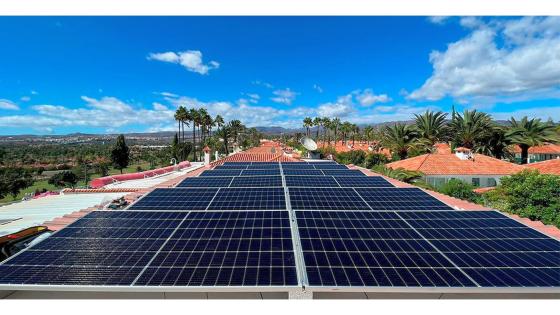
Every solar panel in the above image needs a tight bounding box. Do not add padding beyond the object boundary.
[241,169,281,176]
[200,169,243,177]
[137,211,297,286]
[312,164,349,170]
[398,211,560,287]
[334,176,394,188]
[321,169,366,176]
[280,163,317,169]
[128,188,218,210]
[282,169,324,176]
[0,211,298,287]
[355,188,453,210]
[245,164,280,170]
[288,187,370,210]
[222,162,253,165]
[230,175,283,187]
[296,211,476,287]
[176,177,233,188]
[285,176,340,187]
[207,188,287,210]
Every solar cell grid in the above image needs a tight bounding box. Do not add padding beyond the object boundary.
[241,169,281,176]
[334,176,394,188]
[321,169,366,176]
[177,177,234,188]
[285,175,340,187]
[128,188,218,210]
[199,169,243,177]
[282,169,324,176]
[213,165,248,170]
[207,187,287,210]
[245,164,280,169]
[288,187,370,210]
[312,164,349,170]
[230,175,282,187]
[355,188,453,210]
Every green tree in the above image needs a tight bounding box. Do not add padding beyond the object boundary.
[414,110,448,146]
[506,116,559,164]
[0,168,34,199]
[303,117,313,137]
[438,179,481,203]
[48,170,78,189]
[381,123,419,160]
[449,109,493,150]
[111,134,130,174]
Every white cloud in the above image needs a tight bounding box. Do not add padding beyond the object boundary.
[147,50,219,75]
[313,84,323,93]
[156,91,178,98]
[459,16,483,29]
[30,90,38,95]
[252,80,274,89]
[428,16,450,25]
[355,89,391,106]
[0,99,19,110]
[490,106,560,121]
[409,17,560,102]
[20,96,31,102]
[270,88,297,105]
[317,94,355,117]
[152,102,168,111]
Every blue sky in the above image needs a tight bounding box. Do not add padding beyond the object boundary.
[0,16,559,135]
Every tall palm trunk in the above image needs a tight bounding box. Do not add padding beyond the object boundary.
[192,122,196,161]
[520,144,530,164]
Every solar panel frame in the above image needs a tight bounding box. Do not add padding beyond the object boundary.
[127,188,218,211]
[355,188,454,211]
[207,187,287,210]
[229,175,283,187]
[288,187,371,210]
[334,176,394,188]
[176,177,234,188]
[321,169,366,176]
[282,169,325,176]
[241,169,281,176]
[199,169,243,177]
[284,176,340,187]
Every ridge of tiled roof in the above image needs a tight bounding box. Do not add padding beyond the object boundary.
[512,143,560,154]
[523,158,560,175]
[386,152,524,175]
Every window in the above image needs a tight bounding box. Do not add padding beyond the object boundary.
[471,178,480,187]
[487,178,497,187]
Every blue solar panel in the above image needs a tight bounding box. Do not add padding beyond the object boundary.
[288,187,370,210]
[207,188,287,210]
[312,164,349,170]
[285,176,340,187]
[296,211,476,287]
[281,163,317,169]
[176,177,233,187]
[213,165,248,170]
[245,164,280,170]
[282,169,324,176]
[135,211,297,286]
[128,188,218,210]
[334,176,394,188]
[355,188,453,210]
[321,169,366,176]
[230,175,282,187]
[200,169,243,177]
[241,169,281,176]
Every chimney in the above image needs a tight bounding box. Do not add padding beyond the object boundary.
[454,147,472,160]
[203,146,211,165]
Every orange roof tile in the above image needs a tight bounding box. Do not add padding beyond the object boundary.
[512,143,560,154]
[524,158,560,175]
[386,152,524,175]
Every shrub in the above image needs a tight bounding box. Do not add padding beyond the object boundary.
[372,165,423,183]
[438,179,482,203]
[48,171,78,189]
[335,150,366,166]
[364,153,388,169]
[485,170,560,227]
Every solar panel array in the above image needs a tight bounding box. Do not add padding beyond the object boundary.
[0,161,558,291]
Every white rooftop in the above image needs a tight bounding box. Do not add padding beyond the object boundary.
[102,163,204,189]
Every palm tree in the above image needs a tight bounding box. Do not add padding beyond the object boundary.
[332,118,341,144]
[229,119,243,144]
[506,116,559,164]
[449,109,493,150]
[322,117,331,145]
[414,110,448,146]
[363,126,374,145]
[188,108,198,160]
[477,125,512,160]
[351,124,359,145]
[303,117,313,137]
[174,107,183,143]
[341,122,352,144]
[313,117,322,140]
[214,115,224,134]
[381,123,419,160]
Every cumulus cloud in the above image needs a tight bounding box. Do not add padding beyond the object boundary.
[428,16,450,25]
[270,88,297,105]
[147,50,219,75]
[0,99,19,110]
[252,80,274,89]
[355,89,391,106]
[152,102,168,111]
[409,17,560,102]
[317,94,355,117]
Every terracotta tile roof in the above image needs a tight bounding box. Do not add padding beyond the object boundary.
[386,152,524,175]
[524,158,560,175]
[210,142,302,166]
[317,141,392,158]
[512,143,560,154]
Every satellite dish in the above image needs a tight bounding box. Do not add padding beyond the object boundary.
[300,137,318,151]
